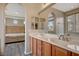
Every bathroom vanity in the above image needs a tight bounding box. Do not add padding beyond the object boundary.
[29,33,79,56]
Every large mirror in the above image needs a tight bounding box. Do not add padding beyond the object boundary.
[48,13,56,34]
[66,13,79,33]
[67,14,76,33]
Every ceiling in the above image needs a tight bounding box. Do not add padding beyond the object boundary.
[53,3,79,12]
[5,3,79,17]
[5,3,25,17]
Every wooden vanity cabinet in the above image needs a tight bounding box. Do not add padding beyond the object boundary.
[41,41,52,56]
[29,36,32,52]
[52,44,71,56]
[32,37,37,56]
[36,39,42,56]
[71,52,79,56]
[55,46,71,56]
[52,45,55,56]
[30,36,79,56]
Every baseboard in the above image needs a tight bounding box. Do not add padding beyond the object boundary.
[24,51,32,56]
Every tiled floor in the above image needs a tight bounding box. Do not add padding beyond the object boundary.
[4,42,25,56]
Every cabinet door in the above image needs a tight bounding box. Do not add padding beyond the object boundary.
[29,36,32,52]
[55,46,71,56]
[52,45,55,56]
[36,39,42,56]
[32,37,37,56]
[41,41,52,56]
[72,52,79,56]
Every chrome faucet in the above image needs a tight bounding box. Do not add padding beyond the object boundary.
[59,35,64,40]
[65,33,71,41]
[59,34,71,42]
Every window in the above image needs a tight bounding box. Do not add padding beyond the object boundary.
[48,13,56,33]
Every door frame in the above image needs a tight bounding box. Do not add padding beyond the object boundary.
[1,3,30,55]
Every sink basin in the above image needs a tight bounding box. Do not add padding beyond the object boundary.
[43,34,58,39]
[49,38,68,47]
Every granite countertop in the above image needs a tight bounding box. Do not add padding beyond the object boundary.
[29,32,79,54]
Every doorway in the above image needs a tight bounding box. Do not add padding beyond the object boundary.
[4,3,25,56]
